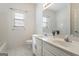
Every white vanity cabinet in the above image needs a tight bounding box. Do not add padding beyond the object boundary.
[32,36,43,56]
[43,41,70,56]
[32,35,77,56]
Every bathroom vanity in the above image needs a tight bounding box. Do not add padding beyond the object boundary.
[32,34,79,56]
[32,3,79,56]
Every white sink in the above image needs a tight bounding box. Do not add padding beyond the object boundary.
[52,39,79,50]
[53,40,72,47]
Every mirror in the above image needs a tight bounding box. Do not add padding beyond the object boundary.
[43,3,79,37]
[43,3,70,35]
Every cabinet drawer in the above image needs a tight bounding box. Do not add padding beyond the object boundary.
[43,41,70,56]
[35,38,43,56]
[43,49,55,56]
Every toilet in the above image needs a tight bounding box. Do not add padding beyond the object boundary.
[24,40,32,48]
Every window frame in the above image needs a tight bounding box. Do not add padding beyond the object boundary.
[14,12,25,27]
[42,17,48,27]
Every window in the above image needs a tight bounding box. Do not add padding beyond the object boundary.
[43,17,48,27]
[14,13,24,27]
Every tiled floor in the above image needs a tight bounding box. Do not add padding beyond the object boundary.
[8,44,33,56]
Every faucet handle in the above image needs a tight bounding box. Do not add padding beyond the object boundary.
[64,35,72,42]
[64,37,69,42]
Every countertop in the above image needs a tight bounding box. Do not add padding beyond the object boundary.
[33,34,79,56]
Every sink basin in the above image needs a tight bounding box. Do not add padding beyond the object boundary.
[52,39,79,49]
[52,40,71,47]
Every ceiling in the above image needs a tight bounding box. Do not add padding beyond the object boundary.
[47,3,68,11]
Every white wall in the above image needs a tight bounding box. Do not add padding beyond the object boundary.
[35,4,43,34]
[0,8,8,43]
[0,3,36,49]
[56,4,70,35]
[43,10,56,33]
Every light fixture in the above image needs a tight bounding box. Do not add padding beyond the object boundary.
[43,3,53,10]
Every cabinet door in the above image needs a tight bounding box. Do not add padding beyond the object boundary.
[43,46,55,56]
[43,49,55,56]
[35,38,43,56]
[32,36,43,56]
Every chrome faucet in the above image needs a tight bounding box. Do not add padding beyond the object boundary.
[64,35,72,42]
